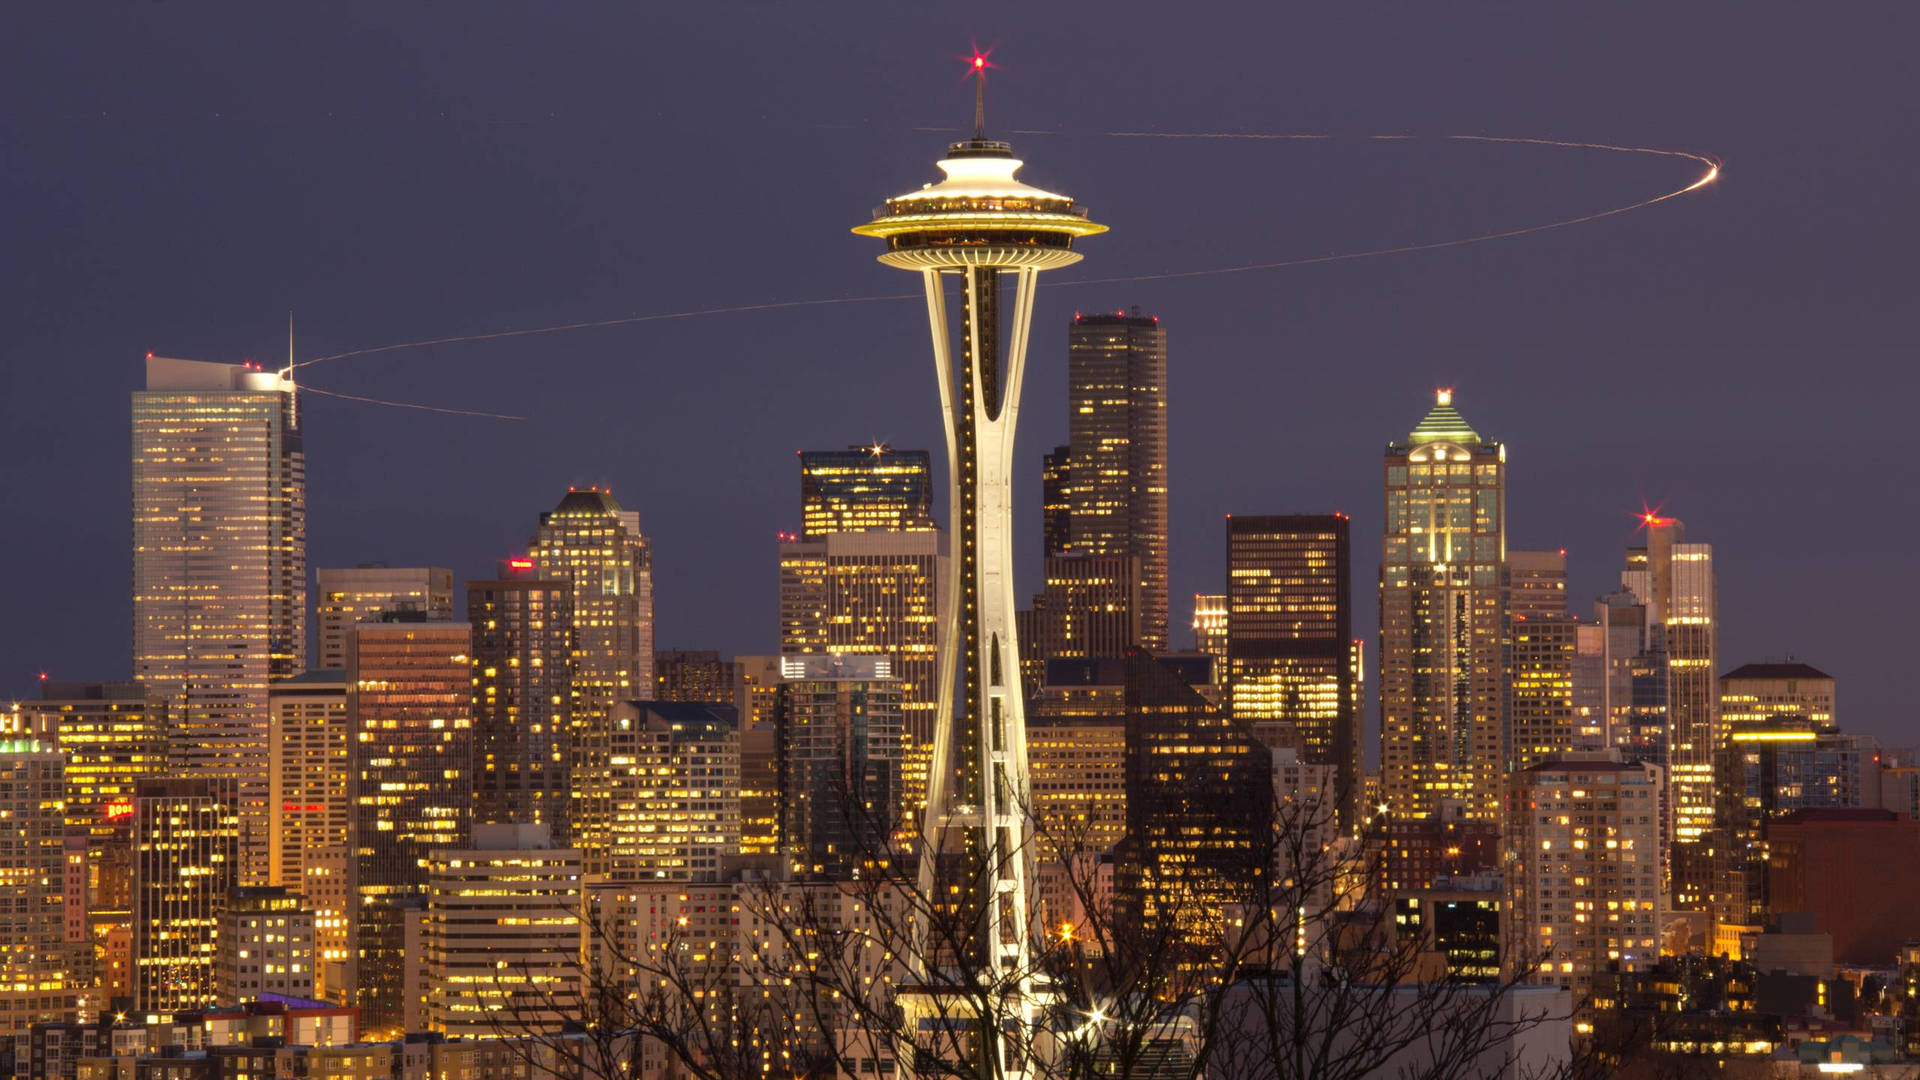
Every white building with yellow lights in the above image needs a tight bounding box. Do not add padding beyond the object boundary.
[1506,755,1664,1002]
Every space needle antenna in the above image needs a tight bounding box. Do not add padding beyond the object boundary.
[972,54,987,139]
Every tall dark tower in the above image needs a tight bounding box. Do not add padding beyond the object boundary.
[853,63,1105,1079]
[1226,514,1360,829]
[1067,309,1168,651]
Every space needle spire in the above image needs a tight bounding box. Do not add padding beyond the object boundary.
[854,56,1105,1080]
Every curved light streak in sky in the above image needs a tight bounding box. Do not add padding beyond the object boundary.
[299,383,528,420]
[291,131,1718,417]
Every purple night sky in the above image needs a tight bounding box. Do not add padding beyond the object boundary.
[3,4,1914,743]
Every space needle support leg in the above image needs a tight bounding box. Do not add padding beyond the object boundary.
[917,267,960,966]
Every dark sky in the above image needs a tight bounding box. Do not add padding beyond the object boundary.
[4,5,1915,743]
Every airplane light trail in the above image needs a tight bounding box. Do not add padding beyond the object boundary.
[298,383,527,420]
[287,131,1718,417]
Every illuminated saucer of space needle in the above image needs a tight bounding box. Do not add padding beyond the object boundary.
[853,60,1107,270]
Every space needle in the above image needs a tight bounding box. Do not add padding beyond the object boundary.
[854,56,1105,1078]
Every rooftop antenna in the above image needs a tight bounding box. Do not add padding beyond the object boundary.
[971,52,987,139]
[285,311,299,424]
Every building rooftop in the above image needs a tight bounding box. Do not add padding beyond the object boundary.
[1407,389,1483,446]
[1722,661,1832,682]
[549,487,623,516]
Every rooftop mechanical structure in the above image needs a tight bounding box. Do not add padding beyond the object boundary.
[854,71,1104,1080]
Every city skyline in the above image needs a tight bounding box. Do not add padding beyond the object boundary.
[3,8,1904,737]
[4,7,1911,748]
[1,9,1917,1074]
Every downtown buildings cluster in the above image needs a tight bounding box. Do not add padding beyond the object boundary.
[2,134,1916,1080]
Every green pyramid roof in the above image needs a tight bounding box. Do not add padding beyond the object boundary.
[1408,390,1482,445]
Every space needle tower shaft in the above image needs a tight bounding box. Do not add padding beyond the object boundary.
[853,62,1105,1080]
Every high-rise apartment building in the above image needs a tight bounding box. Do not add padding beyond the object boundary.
[1719,662,1835,731]
[216,886,316,1003]
[799,444,935,538]
[424,824,582,1039]
[1067,309,1169,651]
[530,487,654,877]
[314,566,454,670]
[267,670,350,1001]
[347,615,473,1037]
[1226,514,1361,828]
[1622,516,1716,909]
[1506,756,1664,1000]
[1042,445,1072,557]
[132,777,240,1013]
[774,655,903,876]
[21,682,168,909]
[468,567,575,842]
[132,356,305,886]
[1506,552,1578,773]
[778,529,945,755]
[0,740,74,1036]
[605,701,740,882]
[1380,391,1507,824]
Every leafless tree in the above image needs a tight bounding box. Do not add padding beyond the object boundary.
[479,767,1591,1080]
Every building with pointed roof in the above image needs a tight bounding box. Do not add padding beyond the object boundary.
[530,487,654,877]
[1380,390,1508,825]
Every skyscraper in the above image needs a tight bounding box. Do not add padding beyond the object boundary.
[1115,651,1272,938]
[604,701,740,882]
[1225,514,1361,829]
[1622,515,1717,909]
[347,614,473,1036]
[799,444,935,537]
[468,565,575,841]
[655,649,745,708]
[778,529,945,758]
[131,777,239,1014]
[267,670,351,1001]
[774,654,904,876]
[1034,553,1139,662]
[314,566,454,670]
[0,739,74,1036]
[1067,309,1169,651]
[1041,445,1072,557]
[20,682,168,909]
[1380,390,1507,824]
[1711,716,1869,953]
[530,487,653,876]
[1506,551,1578,773]
[852,89,1105,1073]
[132,355,305,886]
[1718,661,1835,731]
[423,824,582,1039]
